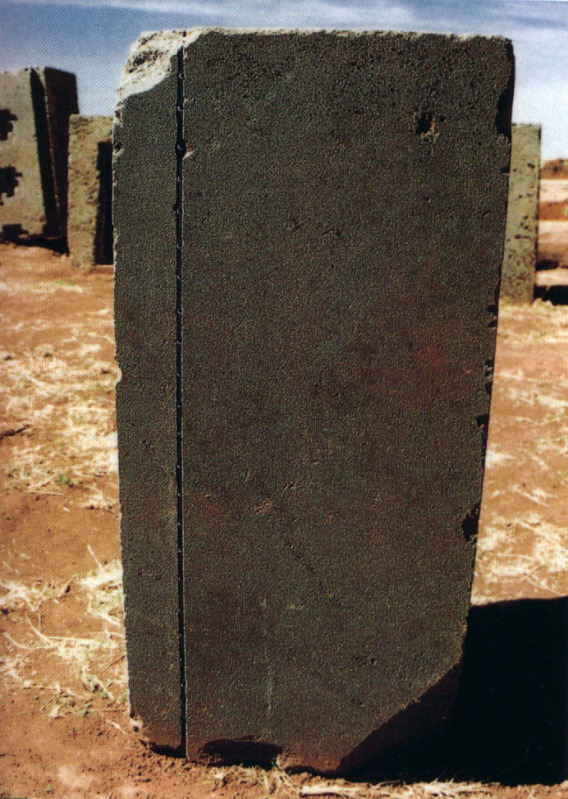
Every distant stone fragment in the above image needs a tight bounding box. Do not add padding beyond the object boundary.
[541,159,568,179]
[538,175,568,269]
[500,124,541,303]
[115,29,513,772]
[0,68,78,240]
[68,115,113,266]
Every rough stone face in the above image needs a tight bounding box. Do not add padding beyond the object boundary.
[0,68,78,240]
[114,32,182,750]
[68,115,113,266]
[114,29,513,772]
[500,124,541,303]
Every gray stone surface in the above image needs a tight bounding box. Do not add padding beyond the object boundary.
[115,29,513,771]
[114,32,182,750]
[500,124,541,303]
[68,115,113,266]
[0,68,78,240]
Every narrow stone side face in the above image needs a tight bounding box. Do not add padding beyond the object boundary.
[500,124,541,303]
[68,115,113,267]
[0,67,77,240]
[114,33,184,750]
[115,28,513,772]
[41,68,79,238]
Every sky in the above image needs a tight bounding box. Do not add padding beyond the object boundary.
[0,0,567,158]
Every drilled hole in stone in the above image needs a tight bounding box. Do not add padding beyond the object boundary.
[483,359,494,396]
[476,413,489,430]
[462,503,480,544]
[414,110,433,135]
[486,303,498,329]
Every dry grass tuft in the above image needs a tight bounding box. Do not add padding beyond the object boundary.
[297,778,494,797]
[204,766,495,798]
[0,554,126,718]
[0,310,118,504]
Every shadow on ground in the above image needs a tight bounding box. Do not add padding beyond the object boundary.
[453,597,568,785]
[349,598,568,785]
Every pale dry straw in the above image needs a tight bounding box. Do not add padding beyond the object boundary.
[0,278,118,506]
[473,512,568,603]
[205,765,496,798]
[0,554,126,721]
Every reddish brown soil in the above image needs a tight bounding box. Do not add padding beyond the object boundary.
[1,241,567,798]
[539,201,568,221]
[472,300,568,603]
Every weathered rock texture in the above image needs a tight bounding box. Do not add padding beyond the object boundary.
[0,68,78,240]
[114,29,513,772]
[500,124,541,303]
[68,115,113,266]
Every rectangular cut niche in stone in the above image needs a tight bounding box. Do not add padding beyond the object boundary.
[0,67,78,240]
[114,29,513,773]
[500,124,541,303]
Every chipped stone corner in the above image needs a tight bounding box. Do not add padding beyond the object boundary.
[114,30,191,174]
[116,30,198,107]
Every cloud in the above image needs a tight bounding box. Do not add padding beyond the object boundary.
[11,0,418,27]
[14,0,224,13]
[8,0,567,34]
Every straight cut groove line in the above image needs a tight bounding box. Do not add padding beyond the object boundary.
[175,46,187,753]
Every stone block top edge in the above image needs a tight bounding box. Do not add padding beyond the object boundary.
[117,26,512,107]
[0,66,77,78]
[512,122,542,135]
[70,113,114,123]
[131,26,513,48]
[69,114,113,143]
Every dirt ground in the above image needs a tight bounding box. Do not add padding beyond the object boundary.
[1,240,568,798]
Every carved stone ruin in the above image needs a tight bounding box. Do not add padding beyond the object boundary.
[114,29,513,773]
[500,124,541,303]
[67,115,113,267]
[0,67,78,241]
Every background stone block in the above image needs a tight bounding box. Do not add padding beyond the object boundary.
[0,67,78,240]
[68,114,113,267]
[500,124,541,303]
[114,29,513,772]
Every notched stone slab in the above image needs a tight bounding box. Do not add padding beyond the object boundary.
[0,67,78,240]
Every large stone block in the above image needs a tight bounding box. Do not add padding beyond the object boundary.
[500,124,541,303]
[68,115,113,266]
[114,29,513,772]
[0,67,78,240]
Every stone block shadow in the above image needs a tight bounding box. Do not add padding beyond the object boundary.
[349,597,567,785]
[534,285,568,304]
[452,597,568,785]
